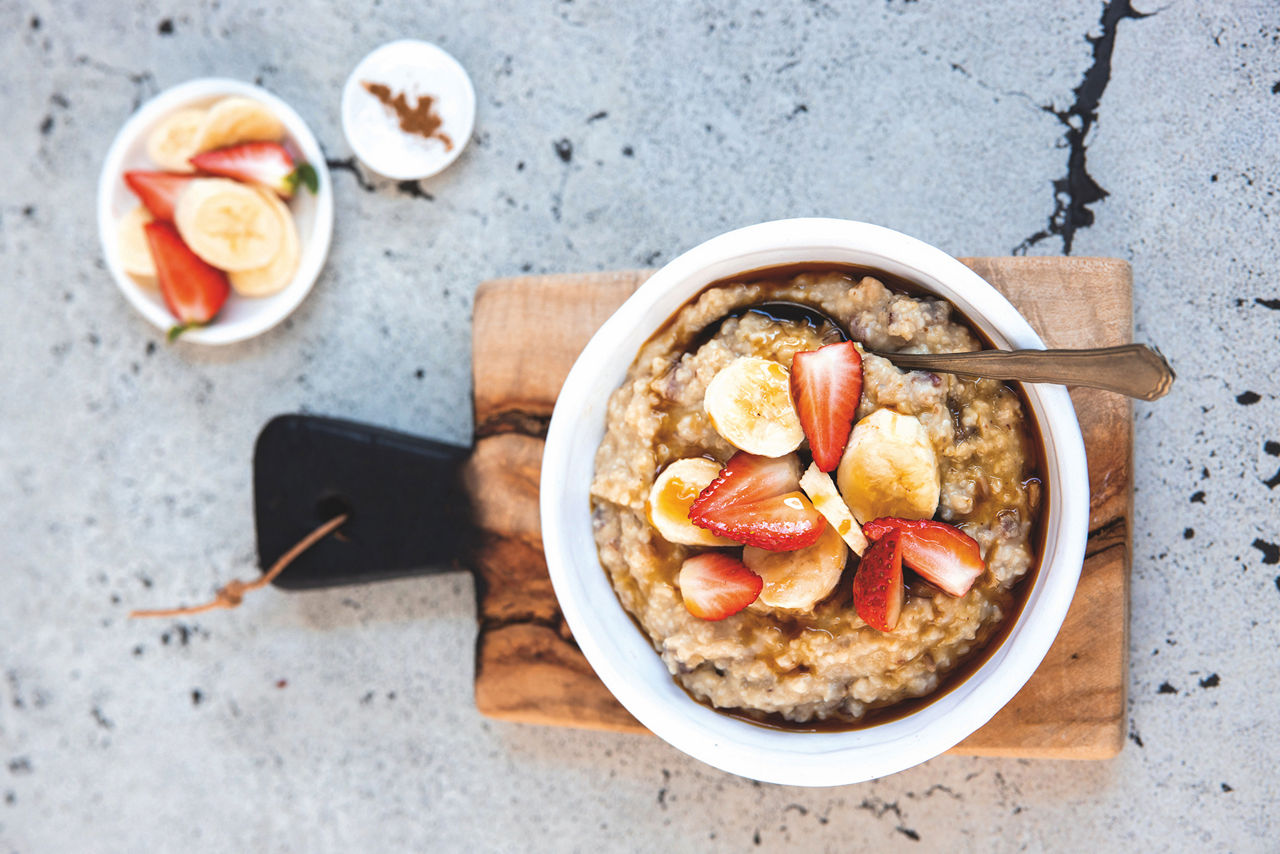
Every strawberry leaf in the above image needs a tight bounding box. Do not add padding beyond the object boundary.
[289,162,319,195]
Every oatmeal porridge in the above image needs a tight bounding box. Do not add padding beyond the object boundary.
[590,268,1042,724]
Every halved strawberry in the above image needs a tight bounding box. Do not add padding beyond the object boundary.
[190,142,317,198]
[678,553,763,620]
[123,171,194,221]
[688,452,826,551]
[144,221,230,340]
[789,341,863,472]
[862,518,984,597]
[852,530,904,632]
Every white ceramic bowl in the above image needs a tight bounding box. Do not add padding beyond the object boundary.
[340,40,476,180]
[97,78,334,345]
[541,218,1089,786]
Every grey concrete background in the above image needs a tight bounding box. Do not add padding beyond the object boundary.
[2,0,1277,851]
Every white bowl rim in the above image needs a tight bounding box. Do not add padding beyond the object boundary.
[95,77,335,346]
[540,217,1090,786]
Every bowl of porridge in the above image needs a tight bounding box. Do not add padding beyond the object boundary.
[540,218,1089,785]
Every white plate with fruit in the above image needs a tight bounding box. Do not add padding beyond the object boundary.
[97,78,334,344]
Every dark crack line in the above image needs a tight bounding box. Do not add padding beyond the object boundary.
[325,157,435,201]
[396,180,435,201]
[1015,0,1153,255]
[325,157,375,192]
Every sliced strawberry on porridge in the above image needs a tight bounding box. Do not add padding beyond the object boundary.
[688,452,826,551]
[862,517,984,597]
[789,341,863,472]
[852,530,905,632]
[678,553,763,620]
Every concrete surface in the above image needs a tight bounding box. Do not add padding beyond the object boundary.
[2,0,1278,851]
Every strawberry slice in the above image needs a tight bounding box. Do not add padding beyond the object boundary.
[190,142,318,198]
[852,530,904,632]
[789,341,863,472]
[678,553,763,620]
[689,452,826,551]
[862,518,984,597]
[144,222,230,340]
[123,171,194,221]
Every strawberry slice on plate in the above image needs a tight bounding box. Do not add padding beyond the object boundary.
[790,341,863,472]
[190,142,318,198]
[852,530,904,632]
[862,517,985,597]
[144,221,230,341]
[678,553,763,620]
[688,452,826,551]
[124,171,194,221]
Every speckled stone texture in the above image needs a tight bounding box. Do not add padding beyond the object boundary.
[2,0,1277,851]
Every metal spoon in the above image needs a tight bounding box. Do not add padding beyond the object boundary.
[745,301,1175,401]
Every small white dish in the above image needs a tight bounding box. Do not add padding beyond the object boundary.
[96,78,334,346]
[341,40,476,181]
[540,218,1091,787]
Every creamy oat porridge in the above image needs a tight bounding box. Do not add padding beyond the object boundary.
[590,268,1042,724]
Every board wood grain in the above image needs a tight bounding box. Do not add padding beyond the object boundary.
[466,258,1132,759]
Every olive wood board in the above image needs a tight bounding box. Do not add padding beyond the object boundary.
[464,257,1132,760]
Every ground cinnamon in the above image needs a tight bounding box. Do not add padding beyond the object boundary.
[362,81,453,150]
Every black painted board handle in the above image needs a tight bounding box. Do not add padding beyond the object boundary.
[253,414,472,589]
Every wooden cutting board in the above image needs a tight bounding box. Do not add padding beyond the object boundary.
[464,258,1132,760]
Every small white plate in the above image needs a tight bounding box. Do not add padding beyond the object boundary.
[341,40,476,180]
[96,78,334,346]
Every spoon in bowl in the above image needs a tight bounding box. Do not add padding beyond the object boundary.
[742,301,1174,401]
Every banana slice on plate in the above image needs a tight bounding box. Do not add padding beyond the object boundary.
[228,188,300,297]
[647,458,735,547]
[798,462,868,556]
[175,178,283,272]
[194,97,285,153]
[145,108,206,172]
[744,524,847,612]
[704,356,804,457]
[116,205,157,279]
[837,408,940,523]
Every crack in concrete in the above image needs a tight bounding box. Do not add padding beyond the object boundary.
[946,61,1041,110]
[1015,0,1154,255]
[325,157,435,201]
[75,55,156,111]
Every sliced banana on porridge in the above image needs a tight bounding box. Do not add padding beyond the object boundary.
[837,408,940,523]
[647,458,736,547]
[703,356,804,457]
[798,462,868,556]
[744,524,847,611]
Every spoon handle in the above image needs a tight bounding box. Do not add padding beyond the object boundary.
[878,344,1175,401]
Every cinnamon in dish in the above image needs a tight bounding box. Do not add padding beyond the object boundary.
[361,81,453,151]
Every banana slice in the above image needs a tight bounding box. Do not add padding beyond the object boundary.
[194,97,285,153]
[116,205,157,279]
[837,408,940,523]
[798,462,868,556]
[145,108,206,172]
[704,356,804,457]
[744,524,847,612]
[175,178,283,272]
[228,188,299,297]
[647,458,735,547]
